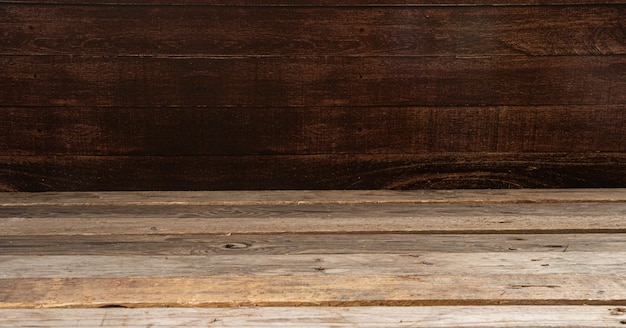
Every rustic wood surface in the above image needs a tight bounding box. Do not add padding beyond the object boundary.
[2,201,625,235]
[2,106,625,155]
[3,56,625,107]
[0,190,625,326]
[3,5,626,56]
[2,233,624,255]
[2,306,626,327]
[3,189,626,206]
[2,153,626,191]
[1,1,625,190]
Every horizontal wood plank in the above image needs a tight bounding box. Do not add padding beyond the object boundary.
[3,189,626,206]
[2,274,624,308]
[2,203,625,235]
[2,252,624,278]
[3,5,625,56]
[0,191,624,318]
[2,203,624,221]
[1,233,623,255]
[1,153,625,191]
[1,306,625,327]
[2,106,625,155]
[2,56,625,107]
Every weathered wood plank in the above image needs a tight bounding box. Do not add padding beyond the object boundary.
[1,233,622,255]
[1,252,624,278]
[3,5,625,56]
[2,153,625,191]
[2,189,626,207]
[2,56,625,107]
[1,203,625,235]
[2,306,625,328]
[2,106,625,156]
[1,274,624,308]
[2,203,624,221]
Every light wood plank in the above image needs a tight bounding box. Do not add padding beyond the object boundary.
[1,233,622,255]
[1,274,624,308]
[1,306,625,327]
[1,252,624,278]
[2,190,626,206]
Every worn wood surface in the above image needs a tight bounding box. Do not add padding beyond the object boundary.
[2,306,626,327]
[2,252,624,278]
[3,189,626,206]
[3,5,626,56]
[2,202,625,235]
[2,106,625,155]
[0,190,625,326]
[2,233,624,255]
[3,56,625,107]
[2,153,626,191]
[1,1,625,190]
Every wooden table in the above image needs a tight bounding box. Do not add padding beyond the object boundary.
[1,190,625,326]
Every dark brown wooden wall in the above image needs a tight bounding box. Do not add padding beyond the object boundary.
[1,0,625,190]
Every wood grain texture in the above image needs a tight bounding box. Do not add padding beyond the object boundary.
[2,274,625,308]
[2,106,625,155]
[3,5,625,56]
[0,190,624,325]
[1,233,623,255]
[3,189,626,206]
[2,56,625,107]
[2,252,624,278]
[2,2,626,189]
[1,153,625,191]
[2,201,625,236]
[2,306,625,328]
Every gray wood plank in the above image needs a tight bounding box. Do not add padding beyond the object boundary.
[1,233,622,255]
[1,252,624,278]
[2,202,625,235]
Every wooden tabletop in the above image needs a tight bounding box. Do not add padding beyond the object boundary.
[1,189,625,326]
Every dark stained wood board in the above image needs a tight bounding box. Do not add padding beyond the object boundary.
[2,56,625,107]
[2,5,626,56]
[1,1,625,190]
[1,106,625,155]
[1,153,625,191]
